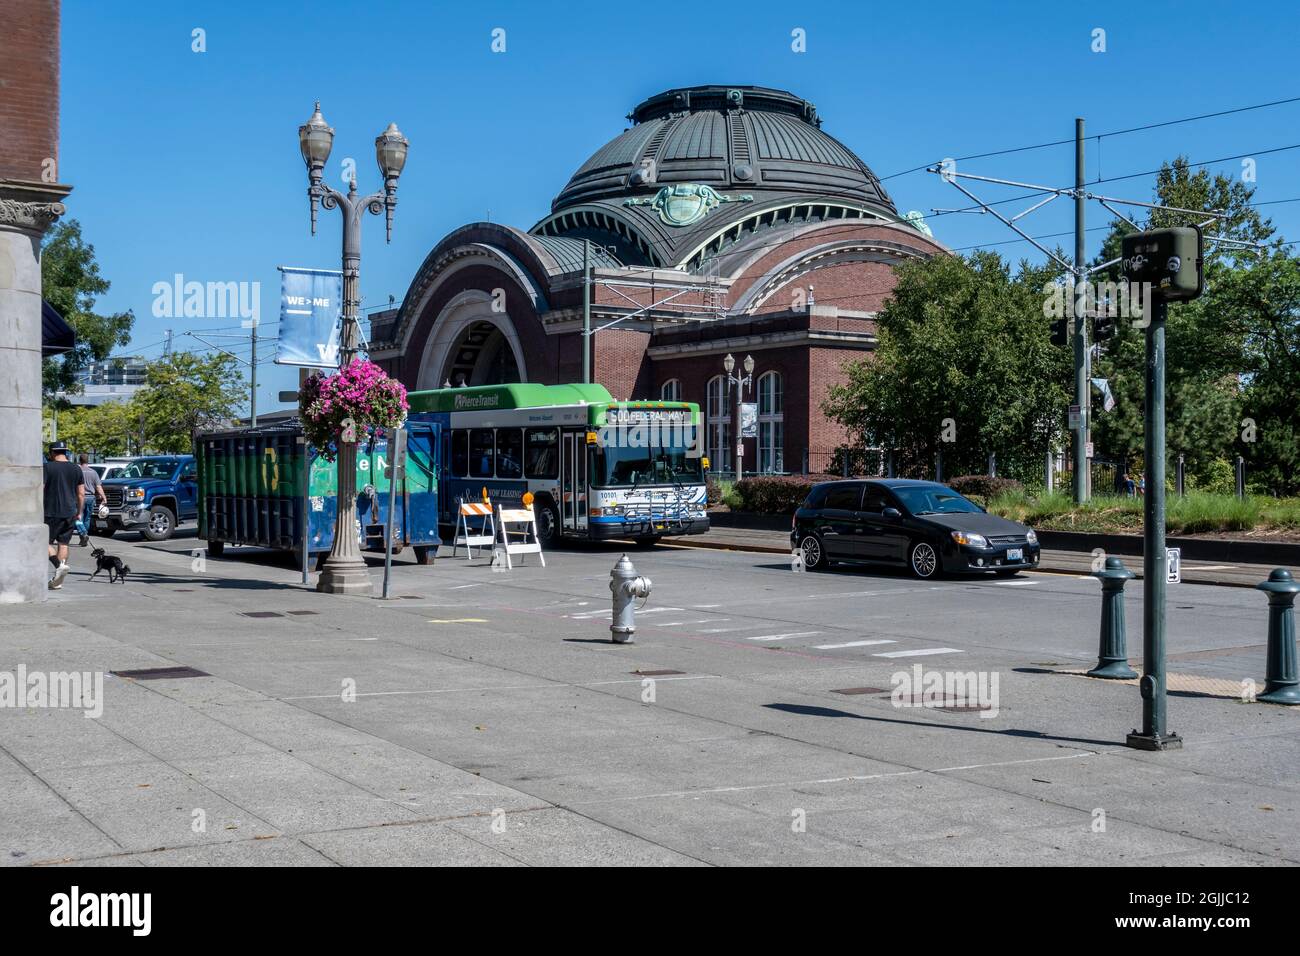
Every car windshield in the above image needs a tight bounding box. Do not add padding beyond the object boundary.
[592,429,704,487]
[117,459,180,480]
[893,485,983,515]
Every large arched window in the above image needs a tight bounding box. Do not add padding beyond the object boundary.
[706,375,731,474]
[660,379,681,402]
[757,371,783,474]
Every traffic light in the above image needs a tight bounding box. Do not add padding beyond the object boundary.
[1120,226,1204,302]
[1050,317,1069,346]
[1092,313,1116,341]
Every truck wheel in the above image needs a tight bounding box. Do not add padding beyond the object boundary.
[414,545,435,565]
[141,506,176,541]
[93,527,116,539]
[206,540,225,558]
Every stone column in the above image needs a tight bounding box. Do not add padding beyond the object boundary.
[0,181,69,603]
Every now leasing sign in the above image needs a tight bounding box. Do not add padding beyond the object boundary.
[277,266,342,368]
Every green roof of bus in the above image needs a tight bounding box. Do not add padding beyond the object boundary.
[407,382,614,413]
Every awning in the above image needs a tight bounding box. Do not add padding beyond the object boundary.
[41,300,75,356]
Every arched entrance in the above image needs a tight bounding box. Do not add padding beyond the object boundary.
[413,290,528,390]
[438,320,520,387]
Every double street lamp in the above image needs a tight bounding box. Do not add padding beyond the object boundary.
[723,353,754,481]
[297,102,409,595]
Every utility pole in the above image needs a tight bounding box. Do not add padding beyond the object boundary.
[1073,118,1090,503]
[582,239,591,384]
[249,320,258,427]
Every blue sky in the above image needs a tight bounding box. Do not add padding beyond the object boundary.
[61,0,1300,412]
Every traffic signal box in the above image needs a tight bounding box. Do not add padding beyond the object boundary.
[1120,226,1204,302]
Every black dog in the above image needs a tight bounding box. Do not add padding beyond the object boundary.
[89,546,130,584]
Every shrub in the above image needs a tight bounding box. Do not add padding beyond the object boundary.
[948,474,1024,500]
[733,474,831,514]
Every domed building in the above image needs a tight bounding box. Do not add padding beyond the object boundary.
[369,85,946,474]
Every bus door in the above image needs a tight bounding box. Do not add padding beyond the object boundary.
[561,431,588,535]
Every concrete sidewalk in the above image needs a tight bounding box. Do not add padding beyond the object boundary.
[673,526,1288,588]
[1,532,1296,866]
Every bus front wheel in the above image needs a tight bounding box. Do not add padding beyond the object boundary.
[535,498,561,549]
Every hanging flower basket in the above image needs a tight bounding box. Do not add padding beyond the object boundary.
[299,358,409,462]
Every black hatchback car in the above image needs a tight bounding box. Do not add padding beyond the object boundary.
[791,479,1040,579]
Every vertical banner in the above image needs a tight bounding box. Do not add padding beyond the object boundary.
[277,266,342,368]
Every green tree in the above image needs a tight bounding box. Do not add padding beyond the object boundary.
[1215,248,1300,494]
[132,352,245,452]
[824,251,1071,482]
[41,220,135,397]
[47,401,137,459]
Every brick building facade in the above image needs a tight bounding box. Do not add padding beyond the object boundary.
[370,85,945,475]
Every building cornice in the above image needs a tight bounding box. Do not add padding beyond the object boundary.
[647,328,877,359]
[0,179,73,235]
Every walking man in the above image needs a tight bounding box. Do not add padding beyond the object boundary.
[43,442,84,589]
[77,454,106,547]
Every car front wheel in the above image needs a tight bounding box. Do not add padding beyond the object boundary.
[141,505,176,542]
[799,533,829,571]
[909,540,940,579]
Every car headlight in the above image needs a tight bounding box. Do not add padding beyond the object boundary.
[951,530,989,549]
[125,488,145,501]
[1025,529,1038,545]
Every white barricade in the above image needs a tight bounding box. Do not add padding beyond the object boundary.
[494,503,545,569]
[453,498,497,559]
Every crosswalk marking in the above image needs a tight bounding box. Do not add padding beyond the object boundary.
[746,631,822,642]
[813,640,897,650]
[873,647,963,658]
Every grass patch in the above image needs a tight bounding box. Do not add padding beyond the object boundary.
[987,489,1300,536]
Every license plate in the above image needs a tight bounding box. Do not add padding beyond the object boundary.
[1006,548,1023,561]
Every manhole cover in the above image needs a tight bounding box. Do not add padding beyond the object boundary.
[241,611,283,619]
[831,687,889,695]
[111,666,210,681]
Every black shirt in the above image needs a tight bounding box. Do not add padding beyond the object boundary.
[43,459,84,519]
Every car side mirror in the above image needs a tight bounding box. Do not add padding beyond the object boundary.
[882,507,901,519]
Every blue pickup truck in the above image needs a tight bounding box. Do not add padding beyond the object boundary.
[94,455,199,541]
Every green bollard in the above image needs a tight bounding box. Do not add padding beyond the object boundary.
[1257,568,1300,705]
[1088,556,1139,679]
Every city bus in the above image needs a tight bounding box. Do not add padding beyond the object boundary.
[405,382,709,547]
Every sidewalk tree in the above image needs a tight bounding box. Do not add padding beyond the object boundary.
[47,400,136,459]
[132,351,244,453]
[824,250,1070,481]
[40,219,135,398]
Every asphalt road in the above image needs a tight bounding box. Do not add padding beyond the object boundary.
[2,528,1295,866]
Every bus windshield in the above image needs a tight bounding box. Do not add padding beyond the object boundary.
[593,434,704,488]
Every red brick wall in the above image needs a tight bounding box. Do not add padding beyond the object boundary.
[592,326,651,400]
[0,0,60,182]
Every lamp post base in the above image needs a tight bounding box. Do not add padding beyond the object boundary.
[1125,730,1183,751]
[316,559,374,596]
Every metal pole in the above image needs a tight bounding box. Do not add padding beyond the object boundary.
[1129,298,1180,750]
[317,182,373,595]
[582,239,591,384]
[300,435,309,585]
[250,320,258,427]
[382,432,398,600]
[1073,117,1089,505]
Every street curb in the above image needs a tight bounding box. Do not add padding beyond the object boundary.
[666,537,1262,588]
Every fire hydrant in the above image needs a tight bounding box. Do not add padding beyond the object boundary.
[610,554,652,644]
